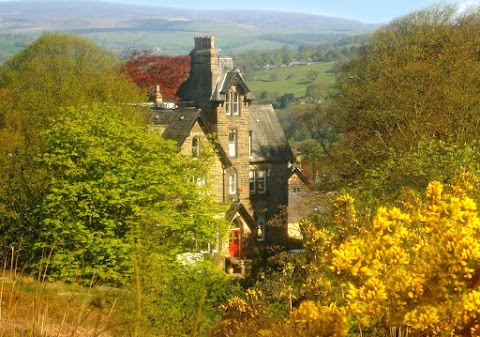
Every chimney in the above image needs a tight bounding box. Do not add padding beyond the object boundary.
[194,36,215,50]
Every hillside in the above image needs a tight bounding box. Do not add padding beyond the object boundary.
[0,0,378,59]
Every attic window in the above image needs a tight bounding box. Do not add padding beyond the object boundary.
[233,92,240,116]
[225,91,240,117]
[225,92,231,116]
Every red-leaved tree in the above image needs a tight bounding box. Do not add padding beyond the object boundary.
[124,50,190,102]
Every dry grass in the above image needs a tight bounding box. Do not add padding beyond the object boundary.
[0,272,125,337]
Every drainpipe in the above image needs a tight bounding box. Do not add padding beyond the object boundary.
[222,166,226,203]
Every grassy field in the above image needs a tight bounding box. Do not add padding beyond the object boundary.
[0,271,122,337]
[245,61,337,100]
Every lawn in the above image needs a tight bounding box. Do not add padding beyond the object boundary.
[246,61,337,99]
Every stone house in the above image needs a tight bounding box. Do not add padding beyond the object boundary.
[152,36,294,269]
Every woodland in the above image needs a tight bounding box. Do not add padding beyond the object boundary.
[1,3,480,336]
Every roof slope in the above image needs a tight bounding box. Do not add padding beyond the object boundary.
[250,104,294,163]
[152,107,232,168]
[225,201,257,232]
[153,108,201,147]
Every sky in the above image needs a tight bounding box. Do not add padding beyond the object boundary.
[122,0,480,23]
[0,0,479,23]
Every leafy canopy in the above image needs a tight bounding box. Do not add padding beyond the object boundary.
[333,3,480,174]
[0,32,143,122]
[34,104,222,284]
[123,50,190,101]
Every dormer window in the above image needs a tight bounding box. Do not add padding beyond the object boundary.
[225,92,232,116]
[233,92,240,116]
[225,91,241,117]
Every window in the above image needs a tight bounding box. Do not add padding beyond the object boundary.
[257,170,267,194]
[248,131,253,158]
[226,91,241,117]
[196,176,207,187]
[233,92,240,116]
[249,169,267,194]
[225,92,232,116]
[192,136,200,158]
[257,214,266,241]
[249,170,256,194]
[228,172,237,195]
[228,129,237,157]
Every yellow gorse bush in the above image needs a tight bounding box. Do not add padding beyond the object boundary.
[303,181,480,335]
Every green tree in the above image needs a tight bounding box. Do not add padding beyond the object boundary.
[29,104,223,284]
[0,32,142,126]
[0,32,145,262]
[333,3,480,175]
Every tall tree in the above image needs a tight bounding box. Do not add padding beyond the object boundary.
[0,32,143,125]
[33,104,222,284]
[0,33,144,263]
[333,4,480,175]
[123,50,190,101]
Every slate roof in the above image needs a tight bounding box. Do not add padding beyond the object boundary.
[211,58,254,102]
[153,108,201,147]
[152,107,232,168]
[250,104,295,163]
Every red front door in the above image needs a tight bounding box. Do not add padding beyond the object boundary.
[229,229,241,258]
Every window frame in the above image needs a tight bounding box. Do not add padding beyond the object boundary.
[233,92,240,116]
[249,170,256,194]
[249,169,267,195]
[225,92,232,116]
[256,169,267,194]
[228,171,237,195]
[192,135,200,159]
[228,129,238,157]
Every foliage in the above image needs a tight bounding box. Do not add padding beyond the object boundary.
[212,288,269,337]
[299,180,480,336]
[353,140,480,211]
[123,50,190,101]
[234,34,367,74]
[257,301,348,337]
[0,32,142,125]
[333,3,480,175]
[119,259,241,337]
[0,32,143,267]
[28,104,221,284]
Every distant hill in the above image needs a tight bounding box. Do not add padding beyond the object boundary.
[0,0,379,59]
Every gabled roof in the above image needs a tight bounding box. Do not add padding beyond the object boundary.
[250,104,295,163]
[289,167,314,189]
[211,58,254,102]
[152,107,232,168]
[154,108,201,147]
[225,201,257,232]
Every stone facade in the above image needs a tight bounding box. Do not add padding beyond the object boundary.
[158,36,294,258]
